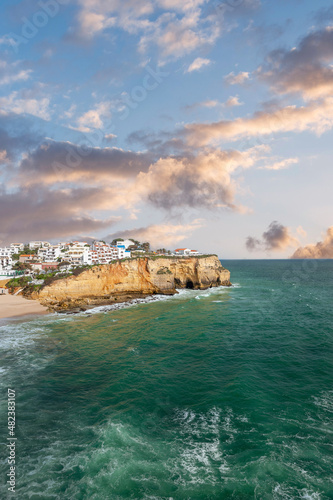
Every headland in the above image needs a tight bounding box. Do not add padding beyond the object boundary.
[20,255,231,313]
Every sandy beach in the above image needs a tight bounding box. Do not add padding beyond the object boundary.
[0,292,49,320]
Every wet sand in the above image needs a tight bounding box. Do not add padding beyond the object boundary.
[0,292,48,319]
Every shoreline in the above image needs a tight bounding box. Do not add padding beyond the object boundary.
[52,284,233,316]
[62,292,179,316]
[0,283,233,322]
[0,293,49,320]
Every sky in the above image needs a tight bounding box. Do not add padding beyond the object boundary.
[0,0,333,258]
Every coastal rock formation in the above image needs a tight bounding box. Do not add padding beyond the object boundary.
[30,256,231,311]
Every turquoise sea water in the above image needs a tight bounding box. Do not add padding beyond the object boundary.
[0,260,332,499]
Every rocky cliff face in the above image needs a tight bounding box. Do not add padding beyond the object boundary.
[30,256,231,311]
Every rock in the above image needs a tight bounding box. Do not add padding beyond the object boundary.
[30,256,231,312]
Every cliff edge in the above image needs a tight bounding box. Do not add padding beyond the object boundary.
[29,256,231,312]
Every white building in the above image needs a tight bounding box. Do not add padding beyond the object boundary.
[174,248,201,256]
[123,239,136,249]
[10,243,24,253]
[29,241,52,250]
[91,242,116,264]
[0,248,13,270]
[116,244,131,259]
[174,248,191,255]
[90,242,131,264]
[114,239,136,249]
[64,242,91,266]
[38,245,62,262]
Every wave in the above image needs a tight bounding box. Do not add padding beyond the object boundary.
[313,390,333,414]
[49,285,233,319]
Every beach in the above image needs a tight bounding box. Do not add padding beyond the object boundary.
[0,291,49,319]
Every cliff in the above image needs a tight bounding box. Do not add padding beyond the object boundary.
[29,256,231,312]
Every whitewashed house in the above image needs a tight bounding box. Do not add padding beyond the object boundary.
[174,248,191,255]
[64,242,91,266]
[89,242,131,264]
[29,241,52,250]
[10,243,24,253]
[116,244,131,259]
[38,246,62,262]
[174,248,201,256]
[0,248,13,270]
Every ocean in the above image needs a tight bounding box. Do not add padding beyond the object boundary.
[0,260,332,499]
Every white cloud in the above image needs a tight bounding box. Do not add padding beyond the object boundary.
[292,227,333,259]
[133,145,267,211]
[105,133,117,141]
[185,97,333,146]
[77,102,112,132]
[0,92,51,120]
[186,57,212,73]
[78,10,116,38]
[201,100,219,107]
[224,71,250,85]
[259,157,299,170]
[224,96,243,107]
[0,60,32,86]
[74,0,220,62]
[0,36,17,47]
[62,104,77,119]
[184,99,221,111]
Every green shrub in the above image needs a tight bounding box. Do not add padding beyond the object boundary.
[157,268,172,275]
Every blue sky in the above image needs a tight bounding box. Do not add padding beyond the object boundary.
[1,0,333,258]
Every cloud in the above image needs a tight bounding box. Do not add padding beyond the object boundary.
[62,104,76,119]
[0,35,17,47]
[106,219,204,248]
[104,133,117,142]
[245,236,261,251]
[71,0,219,62]
[184,96,243,111]
[0,92,51,120]
[183,99,221,111]
[14,139,267,217]
[184,97,333,146]
[138,13,219,61]
[291,227,333,259]
[0,150,8,164]
[76,101,112,132]
[78,10,116,39]
[215,0,261,17]
[16,140,154,186]
[296,225,307,238]
[0,113,43,162]
[257,26,333,100]
[75,0,155,40]
[259,157,299,170]
[0,60,32,86]
[246,221,298,252]
[224,96,243,107]
[133,146,266,211]
[186,57,212,73]
[9,129,296,241]
[0,185,119,244]
[224,71,250,85]
[157,0,207,11]
[201,99,219,108]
